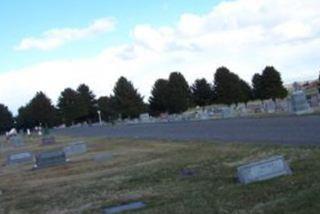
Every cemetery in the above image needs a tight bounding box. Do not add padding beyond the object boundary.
[1,135,320,213]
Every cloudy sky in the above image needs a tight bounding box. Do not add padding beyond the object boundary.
[0,0,319,114]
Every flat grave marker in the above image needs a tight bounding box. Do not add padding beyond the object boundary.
[64,142,87,157]
[94,153,113,162]
[41,136,56,145]
[103,201,146,214]
[7,152,33,165]
[237,155,292,184]
[34,150,67,168]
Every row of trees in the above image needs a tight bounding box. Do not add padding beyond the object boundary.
[0,66,288,132]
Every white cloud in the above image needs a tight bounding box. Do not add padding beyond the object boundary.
[1,0,320,114]
[14,18,116,51]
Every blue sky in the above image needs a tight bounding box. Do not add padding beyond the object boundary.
[0,0,218,73]
[0,0,319,114]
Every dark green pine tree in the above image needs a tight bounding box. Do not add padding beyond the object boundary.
[76,84,97,123]
[167,72,191,114]
[113,76,146,119]
[252,73,263,100]
[214,67,243,105]
[25,91,58,128]
[97,96,118,122]
[191,78,213,107]
[239,80,253,104]
[57,88,82,126]
[0,103,14,134]
[261,66,288,100]
[149,79,169,116]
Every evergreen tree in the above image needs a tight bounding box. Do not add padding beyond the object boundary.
[113,76,146,119]
[167,72,190,114]
[252,73,263,100]
[0,103,14,134]
[239,80,253,103]
[191,78,213,107]
[149,79,169,116]
[76,84,97,123]
[57,88,82,126]
[17,92,58,129]
[97,96,117,122]
[261,66,288,100]
[214,67,242,105]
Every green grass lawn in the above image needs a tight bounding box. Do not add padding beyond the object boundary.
[1,136,320,213]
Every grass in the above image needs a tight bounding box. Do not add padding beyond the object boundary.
[0,136,320,213]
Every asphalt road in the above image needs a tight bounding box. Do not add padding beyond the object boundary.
[53,115,320,145]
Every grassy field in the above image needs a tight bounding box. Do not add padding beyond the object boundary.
[1,136,320,213]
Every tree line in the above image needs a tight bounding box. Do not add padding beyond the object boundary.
[0,66,288,133]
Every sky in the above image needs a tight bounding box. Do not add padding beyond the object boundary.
[0,0,319,115]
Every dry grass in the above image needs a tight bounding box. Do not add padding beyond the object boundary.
[0,135,320,213]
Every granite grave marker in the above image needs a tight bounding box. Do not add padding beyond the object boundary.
[237,155,292,184]
[35,150,67,168]
[7,152,33,165]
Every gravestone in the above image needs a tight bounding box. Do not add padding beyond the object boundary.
[41,136,56,145]
[7,152,33,165]
[103,202,146,214]
[237,155,292,184]
[35,150,67,168]
[291,90,311,115]
[94,153,113,162]
[64,142,87,157]
[9,136,24,147]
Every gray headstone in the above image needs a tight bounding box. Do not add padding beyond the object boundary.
[291,90,311,115]
[94,153,113,162]
[103,202,146,214]
[35,150,66,168]
[237,155,292,184]
[7,152,33,165]
[64,142,87,157]
[9,136,24,147]
[41,136,56,145]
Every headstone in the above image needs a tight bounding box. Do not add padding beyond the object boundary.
[264,100,276,113]
[103,202,146,214]
[41,136,55,145]
[237,155,292,184]
[7,152,33,165]
[9,136,24,147]
[291,90,312,115]
[64,142,87,157]
[94,153,113,162]
[35,150,67,168]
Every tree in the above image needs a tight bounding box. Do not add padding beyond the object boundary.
[214,67,241,105]
[149,79,169,116]
[191,78,213,107]
[252,73,263,100]
[0,104,14,134]
[239,80,253,103]
[57,88,82,126]
[261,66,288,100]
[17,92,58,129]
[113,77,146,119]
[76,84,97,123]
[167,72,191,114]
[97,96,117,122]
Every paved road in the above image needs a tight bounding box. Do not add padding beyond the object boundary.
[53,115,320,145]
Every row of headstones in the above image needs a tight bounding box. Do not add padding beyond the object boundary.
[6,142,88,168]
[7,135,56,147]
[101,155,292,213]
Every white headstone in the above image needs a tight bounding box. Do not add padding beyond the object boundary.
[237,155,292,184]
